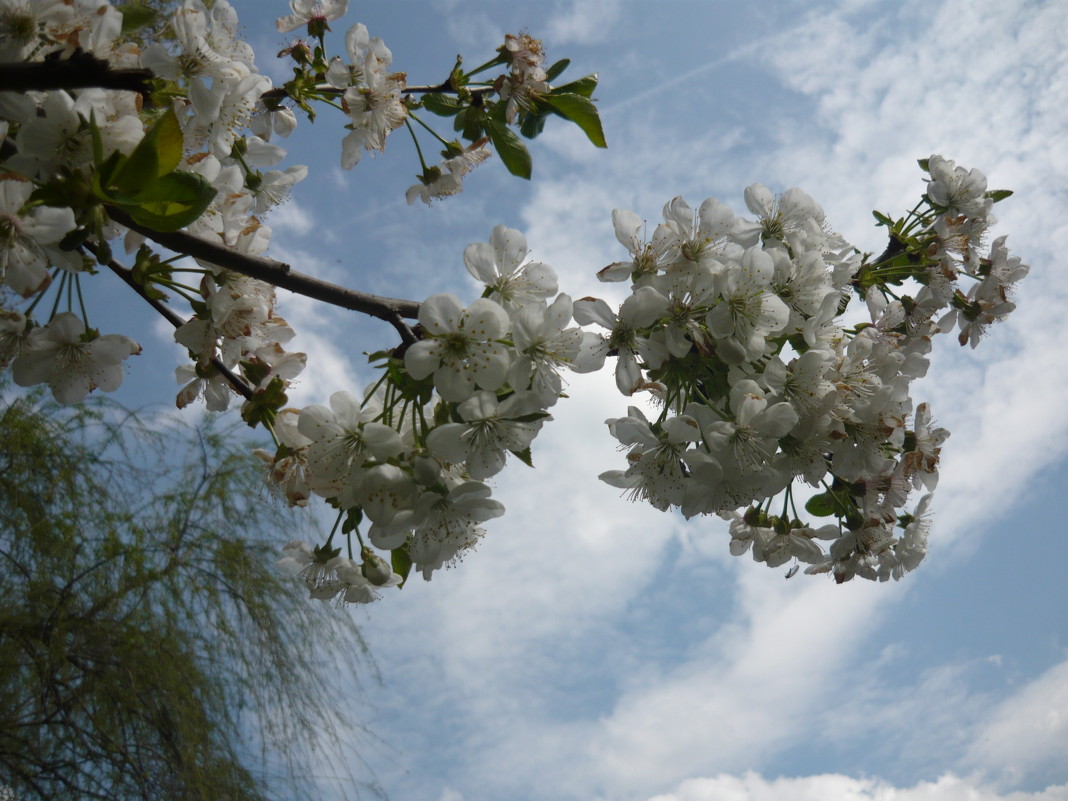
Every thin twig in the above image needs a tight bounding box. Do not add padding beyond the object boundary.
[85,242,255,402]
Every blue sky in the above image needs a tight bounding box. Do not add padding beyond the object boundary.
[105,1,1068,799]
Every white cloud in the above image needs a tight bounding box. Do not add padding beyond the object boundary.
[347,1,1068,796]
[266,199,315,236]
[647,773,1068,801]
[965,658,1068,787]
[236,2,1068,800]
[546,0,621,45]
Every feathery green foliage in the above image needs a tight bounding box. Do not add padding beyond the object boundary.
[0,385,379,800]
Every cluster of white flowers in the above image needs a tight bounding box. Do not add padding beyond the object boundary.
[265,225,601,597]
[584,158,1027,582]
[0,0,1030,602]
[496,33,549,124]
[0,1,139,402]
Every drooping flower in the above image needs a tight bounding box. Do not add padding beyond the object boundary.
[426,390,548,479]
[11,312,140,403]
[276,0,348,35]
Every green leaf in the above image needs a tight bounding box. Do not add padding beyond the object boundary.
[421,92,464,117]
[545,58,571,82]
[987,188,1013,203]
[391,543,413,588]
[553,73,598,98]
[110,107,184,196]
[457,105,487,141]
[917,158,931,172]
[117,4,158,34]
[118,171,217,232]
[484,117,532,179]
[519,111,548,139]
[804,492,837,517]
[872,210,893,226]
[541,93,606,148]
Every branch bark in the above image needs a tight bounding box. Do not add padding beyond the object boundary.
[0,54,153,95]
[104,207,421,344]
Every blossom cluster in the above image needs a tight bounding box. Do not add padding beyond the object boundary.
[584,158,1027,582]
[0,0,1030,603]
[264,225,601,599]
[0,2,140,401]
[0,0,552,411]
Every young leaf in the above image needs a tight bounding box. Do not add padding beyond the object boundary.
[421,93,464,117]
[109,107,184,197]
[987,189,1013,203]
[117,4,158,34]
[542,93,606,148]
[553,73,598,98]
[484,117,532,179]
[805,492,837,517]
[119,171,217,232]
[545,58,571,82]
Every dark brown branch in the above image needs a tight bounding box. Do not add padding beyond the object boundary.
[0,53,153,95]
[85,242,255,402]
[258,81,494,105]
[104,206,421,344]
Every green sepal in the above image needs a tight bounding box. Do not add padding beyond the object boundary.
[512,412,551,423]
[510,446,534,468]
[545,58,571,82]
[240,376,288,428]
[117,171,218,232]
[391,543,413,588]
[484,116,532,179]
[239,358,271,388]
[366,348,394,363]
[131,245,171,299]
[385,356,435,406]
[541,92,606,148]
[58,226,91,251]
[341,507,363,534]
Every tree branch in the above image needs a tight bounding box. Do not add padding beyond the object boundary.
[0,53,153,95]
[92,248,256,403]
[104,206,421,344]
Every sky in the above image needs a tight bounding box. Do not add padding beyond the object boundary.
[96,1,1068,799]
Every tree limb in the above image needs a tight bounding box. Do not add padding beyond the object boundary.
[0,53,153,95]
[104,206,421,344]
